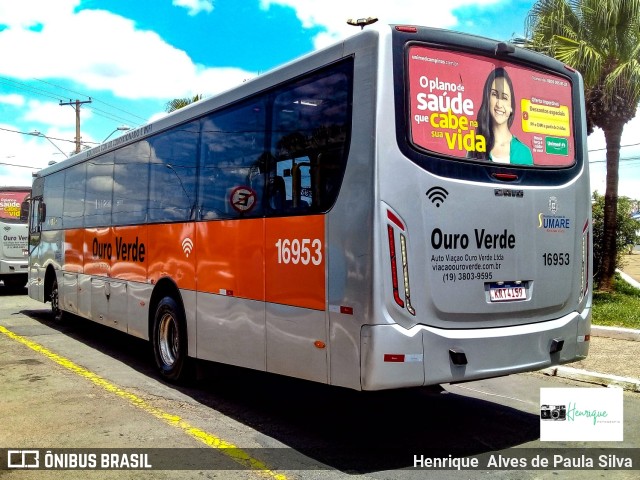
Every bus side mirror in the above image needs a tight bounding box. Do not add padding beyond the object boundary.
[38,202,46,223]
[20,201,30,222]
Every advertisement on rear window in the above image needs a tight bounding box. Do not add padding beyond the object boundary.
[408,45,574,166]
[0,191,29,221]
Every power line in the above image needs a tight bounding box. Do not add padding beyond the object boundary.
[86,104,143,127]
[588,141,640,153]
[89,97,148,123]
[0,76,65,102]
[0,161,41,169]
[0,125,76,145]
[32,78,91,101]
[589,156,640,164]
[0,125,101,152]
[1,77,146,130]
[33,78,147,124]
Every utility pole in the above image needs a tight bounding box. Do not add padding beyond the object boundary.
[60,98,92,154]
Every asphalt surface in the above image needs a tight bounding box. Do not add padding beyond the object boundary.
[538,250,640,392]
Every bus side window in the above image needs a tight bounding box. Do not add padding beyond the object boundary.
[113,142,150,225]
[269,63,351,215]
[29,199,41,234]
[85,153,114,228]
[266,175,286,211]
[267,158,312,214]
[148,122,198,223]
[63,163,86,228]
[42,171,63,230]
[199,100,266,219]
[28,197,43,250]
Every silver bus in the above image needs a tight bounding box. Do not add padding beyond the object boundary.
[1,186,30,289]
[27,25,591,390]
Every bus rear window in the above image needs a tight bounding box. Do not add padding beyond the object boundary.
[0,190,30,222]
[408,45,575,167]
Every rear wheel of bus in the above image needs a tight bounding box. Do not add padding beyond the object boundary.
[152,296,190,382]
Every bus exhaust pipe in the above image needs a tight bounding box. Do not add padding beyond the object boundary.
[449,349,468,366]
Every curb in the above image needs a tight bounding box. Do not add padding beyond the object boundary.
[617,268,640,290]
[541,270,640,391]
[540,366,640,393]
[591,325,640,342]
[537,326,640,392]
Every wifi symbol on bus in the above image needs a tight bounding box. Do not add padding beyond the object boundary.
[181,237,194,258]
[426,186,449,207]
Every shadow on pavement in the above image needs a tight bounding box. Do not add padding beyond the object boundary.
[20,309,539,473]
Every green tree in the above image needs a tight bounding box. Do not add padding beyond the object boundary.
[525,0,640,292]
[165,94,203,113]
[592,192,640,284]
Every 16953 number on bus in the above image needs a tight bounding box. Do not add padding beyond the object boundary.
[542,252,570,266]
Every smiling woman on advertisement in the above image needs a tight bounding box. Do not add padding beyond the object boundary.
[469,67,533,165]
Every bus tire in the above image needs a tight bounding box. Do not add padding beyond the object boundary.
[50,277,64,322]
[152,296,189,382]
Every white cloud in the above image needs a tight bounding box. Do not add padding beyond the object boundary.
[22,100,90,129]
[0,2,253,100]
[0,124,63,186]
[0,94,25,107]
[259,0,501,48]
[0,0,78,28]
[0,0,505,103]
[172,0,214,16]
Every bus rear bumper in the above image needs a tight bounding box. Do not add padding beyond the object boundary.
[0,259,29,276]
[360,308,591,390]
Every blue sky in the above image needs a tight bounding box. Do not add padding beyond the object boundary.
[0,0,638,197]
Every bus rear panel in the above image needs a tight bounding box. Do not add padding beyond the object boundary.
[361,26,590,389]
[0,187,30,289]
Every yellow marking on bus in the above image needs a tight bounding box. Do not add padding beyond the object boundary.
[0,324,287,480]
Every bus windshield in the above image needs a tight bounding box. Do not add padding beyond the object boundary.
[408,45,575,167]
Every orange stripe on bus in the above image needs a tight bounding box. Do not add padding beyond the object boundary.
[62,216,326,310]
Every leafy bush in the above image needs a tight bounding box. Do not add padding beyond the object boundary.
[591,192,640,283]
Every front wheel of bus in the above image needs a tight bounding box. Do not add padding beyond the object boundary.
[50,278,64,322]
[152,297,189,382]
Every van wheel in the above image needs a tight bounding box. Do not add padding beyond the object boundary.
[50,278,64,322]
[152,296,189,382]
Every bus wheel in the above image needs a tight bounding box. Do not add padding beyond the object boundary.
[152,297,188,382]
[50,278,64,322]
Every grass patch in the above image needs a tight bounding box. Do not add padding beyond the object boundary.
[592,274,640,329]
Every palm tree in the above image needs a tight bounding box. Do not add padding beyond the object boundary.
[525,0,640,292]
[165,94,203,113]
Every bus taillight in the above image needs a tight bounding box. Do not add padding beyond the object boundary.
[386,209,416,316]
[399,233,415,315]
[580,219,590,301]
[387,224,405,309]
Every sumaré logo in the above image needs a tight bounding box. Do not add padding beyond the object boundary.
[537,213,571,231]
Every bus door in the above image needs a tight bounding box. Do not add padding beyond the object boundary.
[27,179,45,301]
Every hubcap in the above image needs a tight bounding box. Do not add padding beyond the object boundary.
[158,313,179,367]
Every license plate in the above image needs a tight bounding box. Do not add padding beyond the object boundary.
[489,282,527,302]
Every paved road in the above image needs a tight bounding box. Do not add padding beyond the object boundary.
[1,290,639,480]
